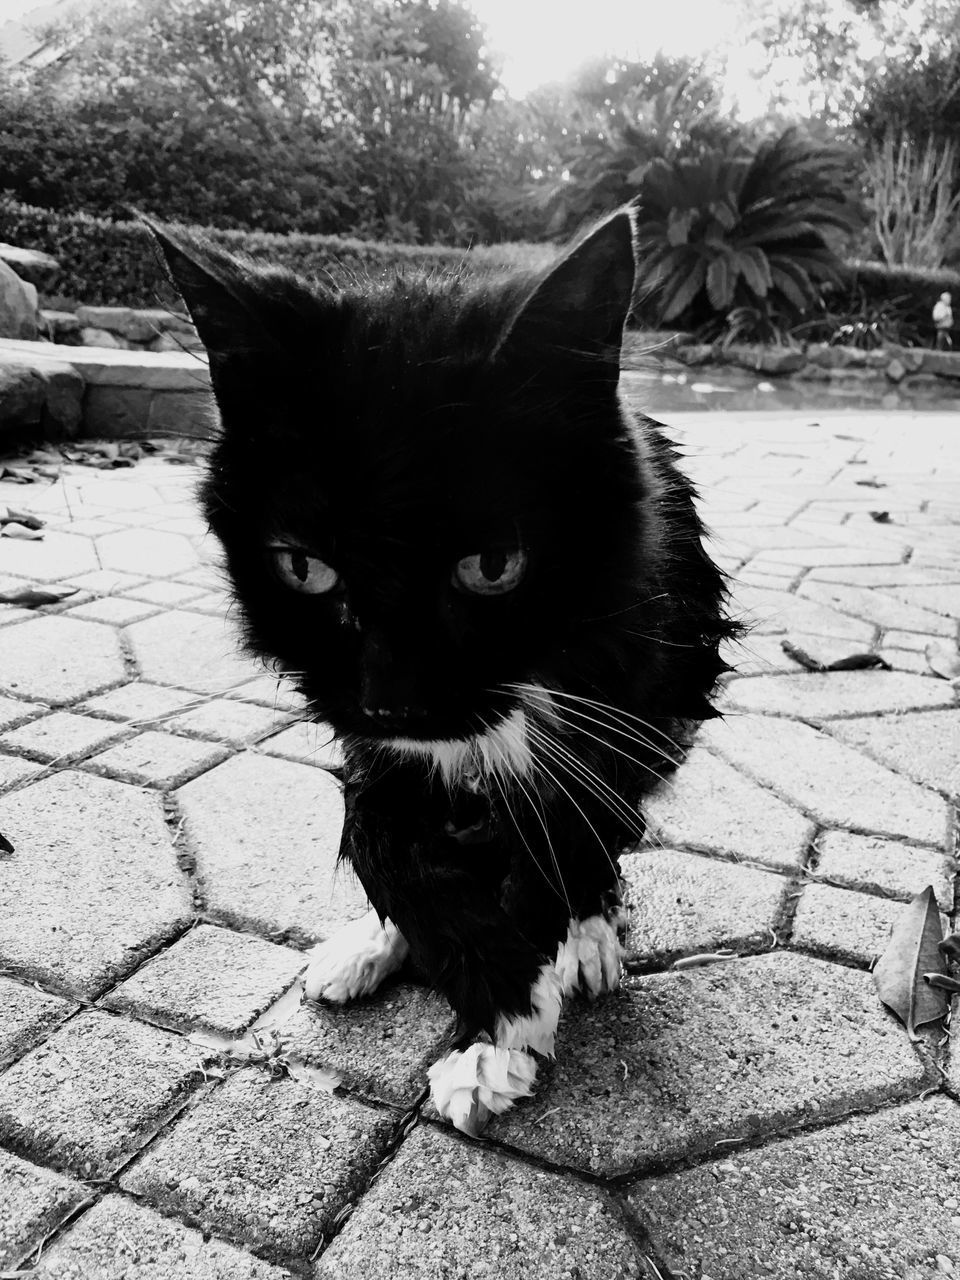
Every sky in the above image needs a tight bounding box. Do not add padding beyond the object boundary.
[1,0,746,98]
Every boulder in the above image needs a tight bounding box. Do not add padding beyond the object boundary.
[75,305,189,344]
[0,258,39,340]
[673,343,715,366]
[0,243,60,289]
[40,362,84,438]
[0,360,46,434]
[921,350,960,379]
[885,358,906,384]
[79,326,129,350]
[41,310,82,344]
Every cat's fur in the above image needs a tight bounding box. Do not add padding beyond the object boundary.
[150,211,735,1135]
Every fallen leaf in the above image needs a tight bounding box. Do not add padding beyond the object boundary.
[939,933,960,963]
[284,1059,341,1094]
[0,832,13,856]
[1,509,45,530]
[781,640,825,671]
[826,653,892,671]
[869,511,892,523]
[926,640,960,682]
[0,524,43,540]
[0,467,38,483]
[854,478,887,488]
[0,586,78,608]
[924,973,960,995]
[873,886,950,1039]
[672,950,737,970]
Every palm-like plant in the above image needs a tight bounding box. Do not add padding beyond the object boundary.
[633,127,861,329]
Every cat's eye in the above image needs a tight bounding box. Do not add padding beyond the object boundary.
[270,548,339,595]
[453,548,527,596]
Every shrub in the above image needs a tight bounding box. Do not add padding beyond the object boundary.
[632,127,860,331]
[800,258,960,347]
[0,198,552,308]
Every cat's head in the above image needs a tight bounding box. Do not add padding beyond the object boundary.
[150,214,649,751]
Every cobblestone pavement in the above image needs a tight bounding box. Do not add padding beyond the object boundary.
[0,409,958,1279]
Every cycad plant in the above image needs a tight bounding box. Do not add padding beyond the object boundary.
[633,127,860,333]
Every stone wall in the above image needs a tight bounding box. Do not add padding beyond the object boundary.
[670,337,960,388]
[41,306,204,355]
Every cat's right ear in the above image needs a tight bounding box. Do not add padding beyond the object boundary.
[142,216,269,360]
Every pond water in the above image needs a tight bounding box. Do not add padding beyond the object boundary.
[621,363,960,416]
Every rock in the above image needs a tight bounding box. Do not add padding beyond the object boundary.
[0,244,60,289]
[885,357,906,383]
[79,327,130,350]
[76,306,181,344]
[754,348,805,375]
[921,350,960,378]
[40,311,81,345]
[0,361,46,433]
[0,259,39,340]
[131,307,196,337]
[40,362,84,439]
[673,343,714,366]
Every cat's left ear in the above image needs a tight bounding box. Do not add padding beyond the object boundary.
[496,209,636,373]
[141,216,276,360]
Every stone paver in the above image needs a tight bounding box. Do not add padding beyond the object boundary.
[791,882,911,966]
[0,976,74,1067]
[126,610,257,694]
[285,982,455,1107]
[84,728,229,788]
[700,713,952,846]
[721,670,957,719]
[812,829,954,909]
[0,710,128,762]
[0,1010,201,1177]
[0,615,125,704]
[621,846,787,964]
[101,924,305,1037]
[121,1069,397,1265]
[0,1147,89,1272]
[32,1194,295,1279]
[316,1126,643,1280]
[487,953,929,1176]
[177,752,365,944]
[828,708,960,798]
[630,1095,960,1280]
[0,771,192,997]
[643,746,815,870]
[0,414,958,1275]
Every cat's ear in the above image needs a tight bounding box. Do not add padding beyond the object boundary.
[142,216,274,359]
[496,210,636,372]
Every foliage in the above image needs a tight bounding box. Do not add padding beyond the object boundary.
[799,258,960,347]
[632,128,860,330]
[864,130,960,268]
[0,197,551,308]
[537,56,745,235]
[0,0,535,245]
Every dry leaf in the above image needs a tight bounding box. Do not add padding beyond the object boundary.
[854,478,887,488]
[939,933,960,964]
[826,653,892,672]
[0,831,13,856]
[873,886,950,1039]
[924,973,960,995]
[0,524,43,540]
[926,640,960,682]
[672,950,737,970]
[869,511,892,523]
[0,586,78,608]
[0,509,44,530]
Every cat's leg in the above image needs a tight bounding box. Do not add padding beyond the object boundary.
[303,909,409,1003]
[554,890,627,1000]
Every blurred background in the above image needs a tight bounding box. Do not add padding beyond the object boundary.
[1,0,958,350]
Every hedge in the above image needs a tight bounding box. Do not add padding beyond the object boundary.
[817,259,960,345]
[0,197,553,308]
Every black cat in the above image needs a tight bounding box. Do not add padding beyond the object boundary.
[150,211,734,1135]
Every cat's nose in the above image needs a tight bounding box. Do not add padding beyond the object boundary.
[362,705,427,725]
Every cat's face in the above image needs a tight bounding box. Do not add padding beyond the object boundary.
[151,215,646,745]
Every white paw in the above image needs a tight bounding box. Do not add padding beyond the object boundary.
[428,1042,537,1136]
[304,910,408,1003]
[555,914,623,999]
[495,964,563,1057]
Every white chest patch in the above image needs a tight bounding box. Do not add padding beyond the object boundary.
[388,706,535,789]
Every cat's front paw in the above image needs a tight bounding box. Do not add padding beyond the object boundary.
[304,910,408,1003]
[555,914,624,999]
[428,1043,537,1137]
